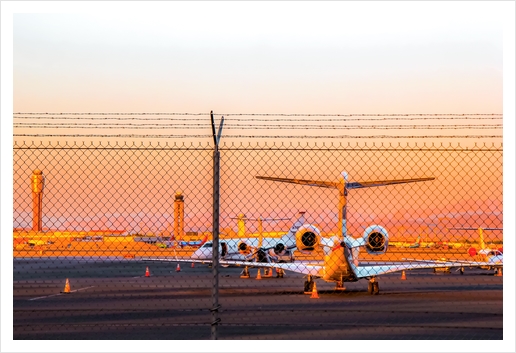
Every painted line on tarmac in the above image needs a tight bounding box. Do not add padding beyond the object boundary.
[28,286,95,301]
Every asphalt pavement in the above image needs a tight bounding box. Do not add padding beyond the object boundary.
[13,257,503,340]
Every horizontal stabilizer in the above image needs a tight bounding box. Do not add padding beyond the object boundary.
[256,175,434,189]
[256,176,338,189]
[347,177,435,189]
[448,227,503,231]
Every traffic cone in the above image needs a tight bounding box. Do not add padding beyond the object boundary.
[145,267,151,277]
[495,268,502,277]
[401,270,407,280]
[256,269,262,280]
[310,282,320,299]
[191,262,195,268]
[263,268,273,278]
[176,263,181,272]
[61,278,71,294]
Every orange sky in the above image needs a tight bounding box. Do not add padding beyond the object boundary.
[12,141,502,243]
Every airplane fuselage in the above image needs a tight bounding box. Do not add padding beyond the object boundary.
[191,237,295,263]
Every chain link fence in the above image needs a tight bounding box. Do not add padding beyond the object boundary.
[13,139,503,339]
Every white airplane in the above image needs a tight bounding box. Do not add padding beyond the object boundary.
[143,212,321,276]
[191,212,319,265]
[448,227,503,273]
[211,171,491,295]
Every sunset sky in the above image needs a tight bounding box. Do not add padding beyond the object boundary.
[8,2,507,114]
[2,1,515,352]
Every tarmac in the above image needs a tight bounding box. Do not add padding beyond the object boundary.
[13,256,503,340]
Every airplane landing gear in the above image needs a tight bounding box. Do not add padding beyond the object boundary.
[240,266,250,279]
[304,275,314,294]
[276,268,285,278]
[367,277,379,295]
[335,281,346,291]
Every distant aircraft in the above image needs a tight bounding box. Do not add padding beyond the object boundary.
[448,227,503,273]
[28,239,48,247]
[213,171,481,295]
[406,226,503,275]
[177,234,209,248]
[408,235,421,248]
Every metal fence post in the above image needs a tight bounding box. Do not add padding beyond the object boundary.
[210,111,224,339]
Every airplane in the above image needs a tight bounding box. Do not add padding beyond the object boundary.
[210,171,489,295]
[448,227,503,273]
[190,212,309,265]
[408,235,421,248]
[28,239,49,247]
[142,212,310,271]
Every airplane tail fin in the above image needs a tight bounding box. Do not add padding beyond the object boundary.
[448,227,502,251]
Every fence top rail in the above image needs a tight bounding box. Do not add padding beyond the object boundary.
[12,140,503,151]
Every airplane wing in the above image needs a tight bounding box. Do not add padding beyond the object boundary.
[141,257,324,275]
[402,258,503,268]
[352,261,471,278]
[210,259,474,279]
[211,260,324,276]
[141,257,482,279]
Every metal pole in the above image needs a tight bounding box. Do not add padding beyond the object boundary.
[211,111,221,339]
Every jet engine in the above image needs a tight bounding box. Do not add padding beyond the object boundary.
[238,241,253,255]
[295,224,322,253]
[362,225,389,255]
[272,243,287,256]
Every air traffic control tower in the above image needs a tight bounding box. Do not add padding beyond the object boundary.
[174,191,185,240]
[31,169,45,231]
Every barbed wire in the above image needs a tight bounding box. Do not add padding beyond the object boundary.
[13,113,503,122]
[13,123,503,130]
[13,112,503,116]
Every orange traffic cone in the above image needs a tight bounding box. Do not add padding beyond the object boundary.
[310,282,320,299]
[495,268,502,277]
[176,263,181,272]
[401,270,407,280]
[256,269,262,280]
[191,262,195,268]
[145,267,151,277]
[61,278,71,294]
